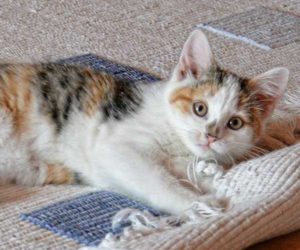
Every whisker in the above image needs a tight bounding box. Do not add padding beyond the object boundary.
[192,156,198,186]
[175,127,198,135]
[224,152,236,166]
[229,141,268,154]
[179,178,203,193]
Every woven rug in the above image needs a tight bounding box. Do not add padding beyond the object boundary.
[198,7,300,50]
[0,1,299,250]
[21,191,163,246]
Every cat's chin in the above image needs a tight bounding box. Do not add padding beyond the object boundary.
[188,143,217,159]
[189,143,234,164]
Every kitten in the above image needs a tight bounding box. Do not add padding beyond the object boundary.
[0,30,288,215]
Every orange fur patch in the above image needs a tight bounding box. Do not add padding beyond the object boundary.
[45,163,75,185]
[237,85,264,139]
[0,65,34,135]
[169,83,219,113]
[251,108,264,139]
[82,70,113,117]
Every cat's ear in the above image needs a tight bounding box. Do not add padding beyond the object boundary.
[173,29,214,81]
[250,67,289,117]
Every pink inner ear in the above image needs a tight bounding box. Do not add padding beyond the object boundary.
[249,67,289,119]
[176,30,213,80]
[179,57,189,77]
[176,65,187,81]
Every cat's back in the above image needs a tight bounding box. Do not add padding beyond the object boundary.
[0,62,143,135]
[0,62,113,114]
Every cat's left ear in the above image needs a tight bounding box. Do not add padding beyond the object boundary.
[250,67,289,117]
[172,29,214,81]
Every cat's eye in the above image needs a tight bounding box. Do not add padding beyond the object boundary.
[193,101,208,117]
[227,117,244,130]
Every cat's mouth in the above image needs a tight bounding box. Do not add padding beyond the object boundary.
[197,143,211,150]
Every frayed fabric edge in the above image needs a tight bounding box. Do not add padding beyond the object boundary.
[80,202,224,250]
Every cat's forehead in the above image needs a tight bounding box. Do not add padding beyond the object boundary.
[169,71,251,116]
[193,71,245,102]
[198,77,243,113]
[201,67,245,89]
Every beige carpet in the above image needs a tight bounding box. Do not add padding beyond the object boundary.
[0,0,299,249]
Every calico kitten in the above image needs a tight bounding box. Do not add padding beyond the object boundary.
[0,30,289,215]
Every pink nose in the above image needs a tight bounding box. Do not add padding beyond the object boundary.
[206,134,217,143]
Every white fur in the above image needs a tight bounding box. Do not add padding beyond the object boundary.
[0,81,223,215]
[0,110,48,186]
[166,76,254,166]
[0,76,251,214]
[0,30,289,215]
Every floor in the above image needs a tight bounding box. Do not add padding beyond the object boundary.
[0,0,299,249]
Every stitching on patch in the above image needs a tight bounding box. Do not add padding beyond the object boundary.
[197,24,271,51]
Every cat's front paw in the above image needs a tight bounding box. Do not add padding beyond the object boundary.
[195,160,224,181]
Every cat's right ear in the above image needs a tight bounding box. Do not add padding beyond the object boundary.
[250,67,289,117]
[172,29,214,81]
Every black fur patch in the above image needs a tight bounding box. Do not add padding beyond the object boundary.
[214,66,229,84]
[102,78,142,120]
[34,63,143,132]
[35,64,88,133]
[208,66,250,92]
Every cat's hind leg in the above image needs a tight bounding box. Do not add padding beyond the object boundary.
[29,155,78,185]
[0,153,77,186]
[44,163,78,185]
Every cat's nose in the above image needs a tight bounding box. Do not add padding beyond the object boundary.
[206,133,218,143]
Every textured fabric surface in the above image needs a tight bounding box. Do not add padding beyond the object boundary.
[0,185,93,250]
[0,0,299,249]
[21,191,163,246]
[59,54,161,82]
[201,7,300,49]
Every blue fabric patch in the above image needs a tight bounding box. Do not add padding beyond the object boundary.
[59,54,161,82]
[21,191,163,246]
[20,54,163,246]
